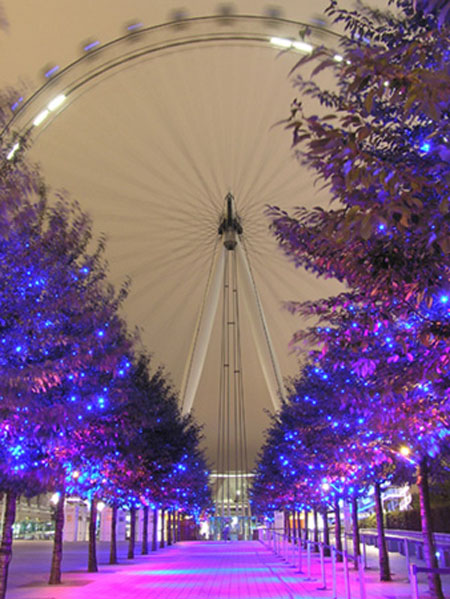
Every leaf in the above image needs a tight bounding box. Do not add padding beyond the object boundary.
[311,59,338,78]
[360,213,373,240]
[364,89,375,113]
[357,126,371,141]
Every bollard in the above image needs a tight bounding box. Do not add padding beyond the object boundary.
[331,547,337,599]
[298,537,303,572]
[343,550,351,599]
[362,537,367,569]
[404,539,411,581]
[357,555,366,599]
[319,543,327,589]
[410,564,419,599]
[307,541,312,579]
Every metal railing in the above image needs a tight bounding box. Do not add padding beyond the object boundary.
[359,529,450,580]
[409,564,450,599]
[259,527,366,599]
[298,526,450,581]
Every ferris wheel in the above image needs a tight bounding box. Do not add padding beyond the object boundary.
[2,13,344,537]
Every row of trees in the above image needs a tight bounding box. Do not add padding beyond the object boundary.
[0,94,210,598]
[253,1,449,598]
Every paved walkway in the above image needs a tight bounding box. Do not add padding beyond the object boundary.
[5,539,450,599]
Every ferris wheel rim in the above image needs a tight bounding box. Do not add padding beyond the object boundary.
[1,12,344,155]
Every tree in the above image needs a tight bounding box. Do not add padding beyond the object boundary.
[267,1,449,596]
[86,353,211,560]
[252,348,419,577]
[0,92,135,594]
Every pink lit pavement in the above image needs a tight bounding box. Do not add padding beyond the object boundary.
[6,540,445,599]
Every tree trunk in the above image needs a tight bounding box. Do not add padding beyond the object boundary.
[128,506,136,559]
[176,511,181,542]
[334,497,343,563]
[304,510,309,548]
[417,458,444,599]
[141,506,149,555]
[292,509,297,544]
[351,495,361,570]
[49,490,65,584]
[323,507,330,557]
[88,497,98,573]
[160,508,165,548]
[173,510,177,543]
[167,510,172,546]
[152,508,158,551]
[170,510,175,545]
[109,503,118,565]
[173,510,178,544]
[286,509,291,542]
[374,481,391,581]
[0,490,17,599]
[313,508,319,552]
[296,511,302,545]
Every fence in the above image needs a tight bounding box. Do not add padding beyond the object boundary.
[409,564,450,599]
[260,526,450,598]
[359,528,450,575]
[259,527,366,599]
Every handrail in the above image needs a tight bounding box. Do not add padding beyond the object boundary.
[409,564,450,599]
[360,528,450,547]
[259,527,365,599]
[261,524,450,598]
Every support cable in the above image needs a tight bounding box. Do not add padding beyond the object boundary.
[238,238,286,407]
[225,252,231,521]
[216,253,227,527]
[181,237,224,415]
[233,247,251,537]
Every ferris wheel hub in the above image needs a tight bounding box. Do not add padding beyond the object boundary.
[218,192,242,250]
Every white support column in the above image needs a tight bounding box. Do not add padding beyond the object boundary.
[99,506,112,541]
[63,503,79,542]
[236,240,285,410]
[117,509,127,540]
[137,508,144,542]
[181,244,226,415]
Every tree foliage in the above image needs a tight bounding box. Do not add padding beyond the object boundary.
[262,1,448,595]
